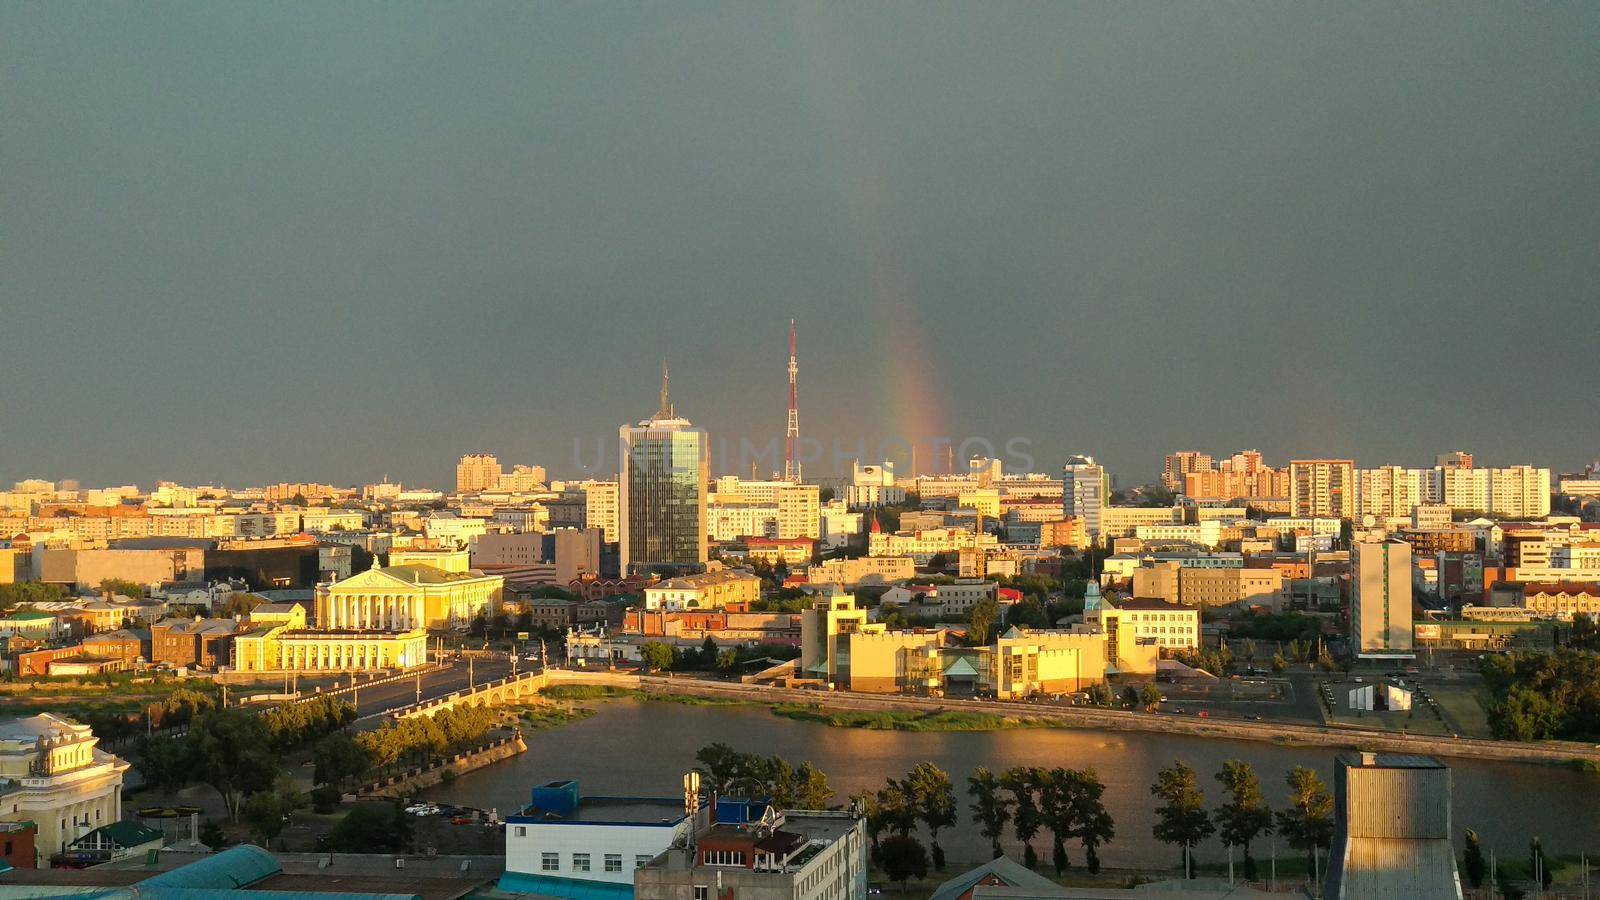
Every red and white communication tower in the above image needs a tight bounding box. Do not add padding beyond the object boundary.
[784,319,802,482]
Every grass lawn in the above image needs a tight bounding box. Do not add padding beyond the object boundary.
[1427,684,1495,739]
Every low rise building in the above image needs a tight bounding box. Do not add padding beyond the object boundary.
[635,808,867,900]
[867,527,996,563]
[1098,597,1199,651]
[315,562,503,631]
[151,616,245,668]
[805,557,915,588]
[642,570,761,612]
[1487,581,1600,620]
[745,537,816,567]
[501,779,696,899]
[0,713,129,867]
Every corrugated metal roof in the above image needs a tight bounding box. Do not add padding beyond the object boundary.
[140,844,280,890]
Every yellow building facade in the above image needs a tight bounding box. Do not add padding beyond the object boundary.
[986,627,1109,699]
[233,625,428,672]
[315,564,503,631]
[0,714,129,866]
[234,599,430,672]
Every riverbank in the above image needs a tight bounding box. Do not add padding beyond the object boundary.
[352,732,527,800]
[421,696,1600,868]
[542,669,1600,766]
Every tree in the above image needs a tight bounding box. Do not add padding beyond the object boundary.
[242,778,305,849]
[639,642,674,672]
[967,768,1011,859]
[312,733,372,790]
[1002,767,1042,869]
[1140,683,1163,713]
[967,599,1000,647]
[1571,612,1600,650]
[135,735,191,794]
[98,578,147,599]
[1086,682,1112,707]
[879,835,928,891]
[875,781,919,839]
[186,709,278,821]
[1270,653,1288,674]
[1462,829,1486,889]
[1275,766,1333,875]
[1064,768,1114,875]
[1150,762,1214,878]
[699,635,719,669]
[790,761,834,809]
[1119,685,1141,710]
[1037,769,1073,874]
[1214,761,1273,881]
[904,763,956,870]
[327,802,411,853]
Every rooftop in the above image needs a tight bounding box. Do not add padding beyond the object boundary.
[1339,752,1446,770]
[1108,597,1194,612]
[512,796,686,826]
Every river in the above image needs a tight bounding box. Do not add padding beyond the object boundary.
[422,699,1600,869]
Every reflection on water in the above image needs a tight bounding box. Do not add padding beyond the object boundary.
[423,699,1600,869]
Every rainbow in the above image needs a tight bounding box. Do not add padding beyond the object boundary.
[787,5,949,472]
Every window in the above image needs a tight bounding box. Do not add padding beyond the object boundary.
[694,887,709,900]
[573,853,590,872]
[604,854,623,873]
[542,852,559,872]
[636,854,652,868]
[515,827,526,837]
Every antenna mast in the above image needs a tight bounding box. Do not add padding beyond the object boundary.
[783,320,801,482]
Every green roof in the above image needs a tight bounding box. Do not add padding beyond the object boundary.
[70,820,162,849]
[1,611,55,621]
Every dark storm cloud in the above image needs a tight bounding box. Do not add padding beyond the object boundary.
[3,2,1596,488]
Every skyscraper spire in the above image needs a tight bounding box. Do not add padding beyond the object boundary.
[784,319,801,482]
[658,359,674,419]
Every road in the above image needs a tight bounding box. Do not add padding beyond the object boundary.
[327,656,518,728]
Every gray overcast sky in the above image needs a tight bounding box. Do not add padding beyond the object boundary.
[3,2,1597,489]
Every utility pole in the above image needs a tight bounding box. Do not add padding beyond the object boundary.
[469,655,475,690]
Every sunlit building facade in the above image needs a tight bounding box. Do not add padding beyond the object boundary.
[619,372,708,574]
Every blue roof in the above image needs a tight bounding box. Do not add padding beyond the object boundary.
[498,872,635,900]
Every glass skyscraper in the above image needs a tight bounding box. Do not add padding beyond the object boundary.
[618,369,708,574]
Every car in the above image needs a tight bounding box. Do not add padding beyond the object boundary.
[1248,714,1263,721]
[1173,708,1186,714]
[1196,710,1209,718]
[451,816,474,825]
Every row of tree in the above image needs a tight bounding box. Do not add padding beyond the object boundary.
[1480,648,1600,741]
[693,743,834,810]
[260,694,355,751]
[85,686,218,745]
[1147,761,1332,880]
[352,703,502,772]
[965,766,1114,875]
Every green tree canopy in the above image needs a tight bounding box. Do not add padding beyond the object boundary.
[1150,762,1214,878]
[1214,760,1273,880]
[1275,766,1333,872]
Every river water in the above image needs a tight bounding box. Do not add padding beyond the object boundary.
[423,699,1600,869]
